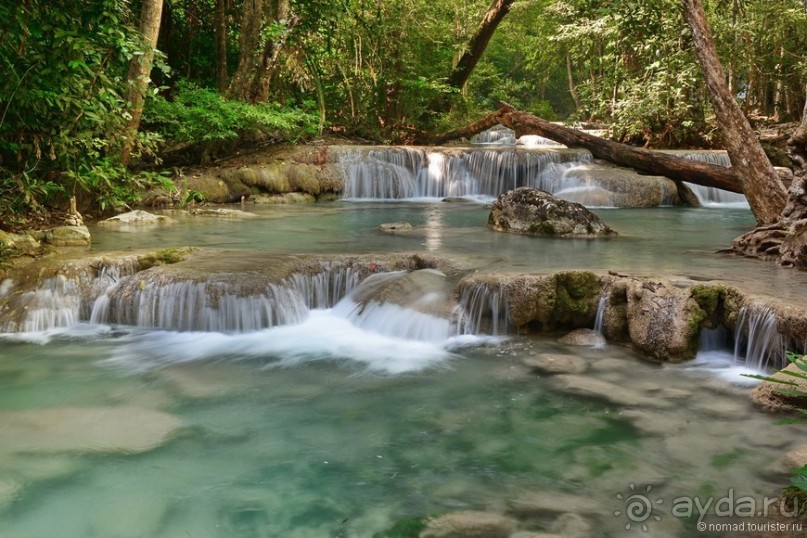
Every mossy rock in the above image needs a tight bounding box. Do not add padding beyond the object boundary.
[257,165,293,192]
[186,173,240,203]
[551,271,601,328]
[284,163,321,195]
[138,247,194,269]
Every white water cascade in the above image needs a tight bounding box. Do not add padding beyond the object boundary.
[339,146,593,201]
[665,150,749,207]
[90,266,366,333]
[733,305,787,371]
[454,282,510,336]
[471,125,564,147]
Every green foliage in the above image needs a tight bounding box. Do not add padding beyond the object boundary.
[745,353,807,499]
[143,83,318,146]
[0,0,159,218]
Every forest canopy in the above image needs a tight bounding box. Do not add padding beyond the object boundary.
[1,0,806,222]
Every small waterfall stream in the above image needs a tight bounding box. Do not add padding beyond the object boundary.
[733,305,786,371]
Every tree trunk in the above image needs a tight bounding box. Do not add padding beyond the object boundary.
[215,0,228,93]
[427,104,743,193]
[566,52,582,114]
[447,0,514,91]
[227,0,263,102]
[425,0,514,117]
[683,0,786,225]
[120,0,164,166]
[254,1,299,103]
[227,0,297,103]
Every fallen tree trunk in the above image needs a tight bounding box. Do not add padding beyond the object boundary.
[428,104,743,193]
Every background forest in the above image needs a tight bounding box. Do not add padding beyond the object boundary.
[1,0,806,224]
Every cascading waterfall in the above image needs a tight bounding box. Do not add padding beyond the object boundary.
[91,266,365,333]
[454,282,510,336]
[733,305,786,371]
[339,146,593,201]
[0,258,139,333]
[665,150,748,207]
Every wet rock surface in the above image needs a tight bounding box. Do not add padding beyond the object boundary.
[488,187,617,237]
[98,210,175,226]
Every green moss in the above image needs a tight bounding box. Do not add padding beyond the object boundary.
[690,284,720,312]
[139,247,194,268]
[551,272,601,327]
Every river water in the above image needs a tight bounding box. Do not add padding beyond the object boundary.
[1,200,805,537]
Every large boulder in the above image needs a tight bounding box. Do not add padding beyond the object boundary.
[625,280,704,362]
[487,187,616,237]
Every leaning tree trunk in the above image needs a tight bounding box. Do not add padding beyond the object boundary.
[427,104,743,193]
[683,0,807,266]
[120,0,164,166]
[425,0,514,118]
[682,0,786,225]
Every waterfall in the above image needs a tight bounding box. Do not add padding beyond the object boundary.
[91,266,364,333]
[471,126,562,147]
[665,150,748,207]
[0,258,139,333]
[518,135,562,147]
[593,297,606,334]
[454,282,510,336]
[733,305,786,371]
[339,147,593,201]
[700,326,731,351]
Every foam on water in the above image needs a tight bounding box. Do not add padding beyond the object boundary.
[102,309,461,374]
[677,350,765,386]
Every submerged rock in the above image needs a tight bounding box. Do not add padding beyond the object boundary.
[420,511,515,538]
[506,491,602,518]
[521,354,588,375]
[0,406,181,454]
[487,187,616,237]
[550,375,671,409]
